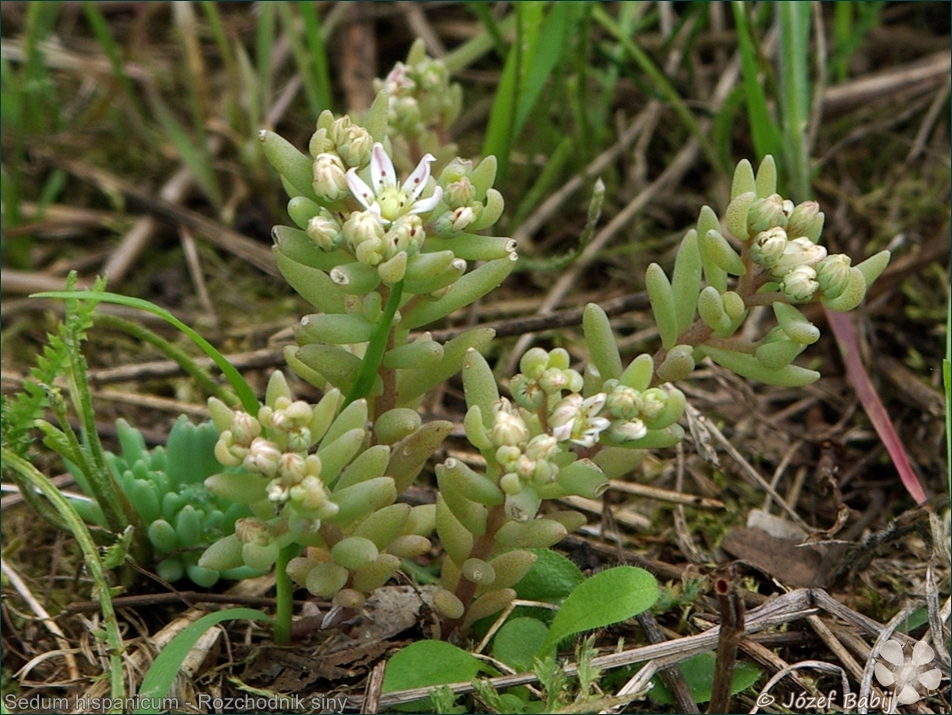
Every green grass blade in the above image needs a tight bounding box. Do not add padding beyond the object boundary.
[147,91,222,207]
[444,12,516,75]
[591,5,717,168]
[279,4,319,117]
[466,2,508,59]
[199,2,237,82]
[234,39,262,137]
[776,1,812,201]
[731,1,783,161]
[482,4,535,184]
[2,448,127,703]
[94,313,239,408]
[81,1,148,122]
[134,608,272,711]
[298,2,333,112]
[513,2,577,134]
[255,2,275,126]
[31,291,259,415]
[830,3,881,83]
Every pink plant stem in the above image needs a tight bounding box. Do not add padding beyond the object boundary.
[825,307,928,504]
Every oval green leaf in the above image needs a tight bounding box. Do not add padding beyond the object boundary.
[492,617,550,672]
[649,651,761,705]
[383,640,489,693]
[539,566,658,655]
[512,548,584,604]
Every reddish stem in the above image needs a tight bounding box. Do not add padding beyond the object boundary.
[440,503,508,639]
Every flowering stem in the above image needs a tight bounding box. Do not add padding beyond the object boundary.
[651,259,775,381]
[441,503,507,639]
[743,291,788,308]
[343,280,404,411]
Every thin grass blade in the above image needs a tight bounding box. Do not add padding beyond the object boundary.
[731,1,783,161]
[31,291,259,415]
[134,608,272,712]
[776,1,813,200]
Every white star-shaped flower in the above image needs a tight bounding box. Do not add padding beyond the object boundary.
[874,638,943,705]
[345,143,443,225]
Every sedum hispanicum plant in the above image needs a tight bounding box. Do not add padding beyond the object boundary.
[192,40,889,642]
[9,40,890,649]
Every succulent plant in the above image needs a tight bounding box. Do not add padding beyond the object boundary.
[67,417,263,587]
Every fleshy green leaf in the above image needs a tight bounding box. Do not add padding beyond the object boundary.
[670,230,703,335]
[645,263,678,350]
[582,303,623,382]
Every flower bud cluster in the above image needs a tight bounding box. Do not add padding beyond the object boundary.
[201,371,453,605]
[372,38,462,140]
[259,46,515,407]
[427,157,506,240]
[210,376,341,538]
[735,194,866,304]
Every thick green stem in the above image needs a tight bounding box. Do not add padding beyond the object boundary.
[651,258,772,383]
[343,281,404,411]
[743,290,788,308]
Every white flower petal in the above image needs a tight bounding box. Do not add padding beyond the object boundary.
[371,142,397,192]
[874,662,896,687]
[879,639,905,666]
[552,420,574,442]
[403,153,436,201]
[583,393,608,414]
[346,168,376,211]
[571,434,597,448]
[918,668,942,690]
[911,639,935,666]
[896,684,921,705]
[408,186,443,215]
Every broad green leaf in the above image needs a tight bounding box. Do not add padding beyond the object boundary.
[135,608,272,713]
[649,652,761,705]
[539,566,658,655]
[513,548,584,604]
[492,617,549,672]
[383,640,489,693]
